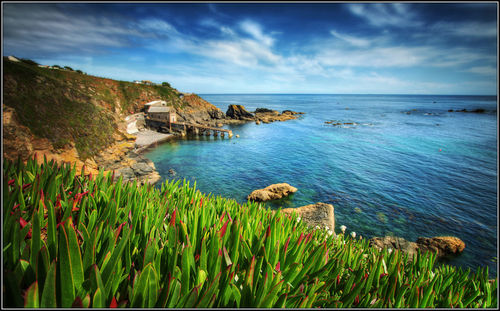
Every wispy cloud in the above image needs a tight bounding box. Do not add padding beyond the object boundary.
[464,66,497,76]
[431,21,497,38]
[3,4,143,55]
[3,3,496,94]
[239,20,274,46]
[347,3,422,27]
[330,30,370,47]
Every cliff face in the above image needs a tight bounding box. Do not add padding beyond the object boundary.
[2,58,224,169]
[176,94,225,125]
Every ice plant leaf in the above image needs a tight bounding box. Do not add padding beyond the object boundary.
[24,281,39,308]
[40,260,57,307]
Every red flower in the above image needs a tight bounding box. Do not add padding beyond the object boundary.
[109,297,118,308]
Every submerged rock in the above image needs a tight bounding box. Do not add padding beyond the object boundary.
[281,202,335,231]
[247,183,298,202]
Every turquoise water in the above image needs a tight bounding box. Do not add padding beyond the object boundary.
[144,94,498,276]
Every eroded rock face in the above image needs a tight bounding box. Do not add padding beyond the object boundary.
[247,183,298,202]
[416,236,466,257]
[226,105,254,120]
[281,202,335,231]
[176,94,225,125]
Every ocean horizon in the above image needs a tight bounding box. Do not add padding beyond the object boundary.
[144,93,498,277]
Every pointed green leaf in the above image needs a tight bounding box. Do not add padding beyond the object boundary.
[41,260,57,307]
[24,281,39,308]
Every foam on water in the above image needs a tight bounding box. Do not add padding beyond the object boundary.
[144,94,498,276]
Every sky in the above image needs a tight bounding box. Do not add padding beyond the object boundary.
[2,2,498,95]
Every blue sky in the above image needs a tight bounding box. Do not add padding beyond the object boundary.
[2,2,497,95]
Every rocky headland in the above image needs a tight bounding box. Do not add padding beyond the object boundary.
[3,58,304,186]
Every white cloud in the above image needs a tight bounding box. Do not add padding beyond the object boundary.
[317,46,428,68]
[138,18,178,35]
[464,66,496,76]
[330,30,370,47]
[431,21,497,38]
[3,4,144,55]
[347,3,422,27]
[239,20,274,46]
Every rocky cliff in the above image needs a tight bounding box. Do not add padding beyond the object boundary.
[2,57,224,176]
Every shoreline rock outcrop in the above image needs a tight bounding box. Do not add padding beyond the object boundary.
[247,183,298,202]
[226,104,255,120]
[224,104,305,124]
[281,202,335,231]
[416,236,466,257]
[369,235,466,259]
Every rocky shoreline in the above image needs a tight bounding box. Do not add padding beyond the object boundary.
[246,183,466,261]
[107,104,305,185]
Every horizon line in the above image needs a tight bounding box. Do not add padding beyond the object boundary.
[197,93,498,97]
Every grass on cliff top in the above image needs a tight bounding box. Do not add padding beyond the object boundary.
[3,157,497,308]
[2,58,181,159]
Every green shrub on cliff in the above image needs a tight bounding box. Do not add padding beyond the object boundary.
[3,157,497,308]
[3,59,182,160]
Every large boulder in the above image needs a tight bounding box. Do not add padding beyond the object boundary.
[247,183,297,202]
[416,236,466,257]
[226,105,254,120]
[281,202,335,231]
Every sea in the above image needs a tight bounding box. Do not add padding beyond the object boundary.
[144,94,498,277]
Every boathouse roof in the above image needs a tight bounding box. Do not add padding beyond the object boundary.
[148,106,173,113]
[145,100,167,106]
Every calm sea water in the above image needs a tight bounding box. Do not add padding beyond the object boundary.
[144,94,498,276]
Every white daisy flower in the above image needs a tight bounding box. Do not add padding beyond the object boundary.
[350,231,356,239]
[340,225,347,233]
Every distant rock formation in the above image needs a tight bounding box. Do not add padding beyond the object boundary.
[281,202,335,231]
[247,183,298,202]
[255,109,303,123]
[226,104,254,120]
[369,235,466,259]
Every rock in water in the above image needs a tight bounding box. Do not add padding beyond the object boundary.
[255,108,277,113]
[416,236,465,257]
[247,183,298,201]
[369,235,466,259]
[281,202,335,231]
[369,236,419,257]
[226,104,254,120]
[168,169,176,176]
